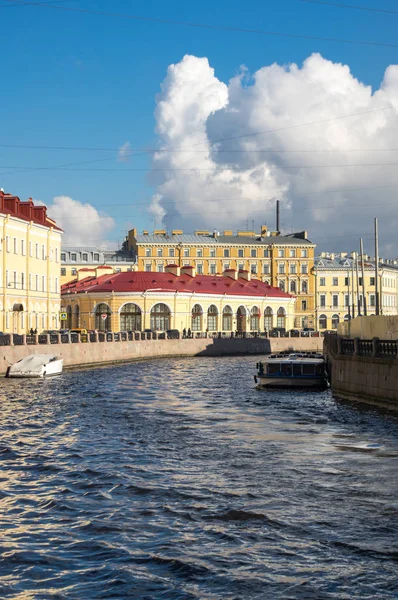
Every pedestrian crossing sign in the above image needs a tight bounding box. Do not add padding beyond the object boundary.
[60,312,67,320]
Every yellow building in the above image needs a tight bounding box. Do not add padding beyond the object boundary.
[315,252,398,331]
[61,264,296,333]
[60,246,136,286]
[127,226,315,329]
[0,190,63,333]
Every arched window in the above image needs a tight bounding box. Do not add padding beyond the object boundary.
[277,307,286,329]
[302,280,308,293]
[290,280,296,293]
[250,306,260,331]
[120,303,142,331]
[344,314,350,322]
[222,306,233,331]
[74,305,80,328]
[279,280,285,292]
[150,303,170,331]
[207,305,218,331]
[332,314,340,329]
[319,314,327,329]
[264,307,273,331]
[95,303,112,331]
[237,306,247,333]
[66,305,72,330]
[191,304,203,332]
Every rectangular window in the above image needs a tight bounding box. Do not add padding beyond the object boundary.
[301,300,307,311]
[301,264,308,274]
[289,249,295,258]
[60,267,66,276]
[332,277,338,286]
[223,263,230,271]
[35,274,38,290]
[210,248,216,258]
[369,294,376,306]
[6,236,10,252]
[290,264,296,274]
[197,264,203,274]
[210,263,216,274]
[183,248,190,258]
[157,248,163,257]
[61,252,66,261]
[71,253,77,261]
[359,277,363,286]
[30,242,33,257]
[21,273,24,289]
[223,249,230,258]
[263,249,269,258]
[197,249,203,257]
[263,263,270,274]
[13,271,17,287]
[29,273,32,290]
[55,278,58,293]
[71,268,77,276]
[42,245,45,260]
[169,248,175,257]
[332,294,338,307]
[145,263,151,272]
[42,276,45,292]
[82,253,88,261]
[157,264,164,272]
[345,294,349,306]
[145,248,151,257]
[278,249,284,258]
[238,249,244,258]
[250,249,256,258]
[55,248,58,262]
[278,264,285,274]
[320,295,326,307]
[13,238,17,254]
[94,253,100,261]
[21,240,25,255]
[302,249,308,258]
[250,264,257,274]
[320,277,326,286]
[370,277,375,286]
[6,270,9,286]
[344,277,349,286]
[115,268,121,273]
[238,263,244,271]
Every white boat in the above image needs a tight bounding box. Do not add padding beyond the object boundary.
[6,354,63,378]
[254,352,328,389]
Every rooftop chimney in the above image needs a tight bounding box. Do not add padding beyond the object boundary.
[238,269,251,282]
[181,265,196,277]
[165,264,181,276]
[223,268,238,280]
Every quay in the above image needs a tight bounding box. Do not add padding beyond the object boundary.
[324,316,398,410]
[0,331,323,375]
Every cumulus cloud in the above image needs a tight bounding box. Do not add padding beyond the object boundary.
[117,141,132,162]
[46,195,115,246]
[149,53,398,255]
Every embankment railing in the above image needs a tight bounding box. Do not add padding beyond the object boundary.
[324,333,397,359]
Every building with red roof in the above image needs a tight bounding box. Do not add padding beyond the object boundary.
[61,264,295,333]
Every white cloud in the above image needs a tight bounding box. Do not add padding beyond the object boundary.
[46,195,115,246]
[149,53,398,255]
[117,141,132,162]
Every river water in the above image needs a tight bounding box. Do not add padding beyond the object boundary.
[0,356,397,599]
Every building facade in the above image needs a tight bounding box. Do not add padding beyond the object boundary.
[0,190,63,333]
[61,246,136,286]
[127,226,315,329]
[61,264,296,333]
[315,252,398,331]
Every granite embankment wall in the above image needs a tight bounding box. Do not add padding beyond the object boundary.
[0,336,323,375]
[325,335,398,410]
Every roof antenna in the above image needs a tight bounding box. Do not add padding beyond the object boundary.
[276,200,280,233]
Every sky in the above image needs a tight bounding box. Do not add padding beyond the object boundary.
[0,0,397,257]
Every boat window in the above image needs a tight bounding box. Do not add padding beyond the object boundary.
[316,365,324,376]
[292,364,302,376]
[302,364,315,375]
[280,363,292,376]
[267,363,280,375]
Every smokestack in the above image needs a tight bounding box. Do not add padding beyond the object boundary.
[276,200,280,233]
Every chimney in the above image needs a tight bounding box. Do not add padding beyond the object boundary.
[340,252,347,258]
[223,268,238,280]
[95,266,115,277]
[172,229,183,235]
[276,200,280,233]
[181,265,196,277]
[165,264,181,276]
[223,230,233,236]
[77,268,96,281]
[238,269,251,282]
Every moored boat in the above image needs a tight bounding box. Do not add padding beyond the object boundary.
[6,354,63,378]
[254,352,328,389]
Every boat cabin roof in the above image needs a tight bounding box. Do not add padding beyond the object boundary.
[264,352,324,363]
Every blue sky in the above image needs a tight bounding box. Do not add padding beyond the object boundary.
[1,0,397,252]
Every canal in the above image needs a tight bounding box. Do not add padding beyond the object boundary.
[0,356,397,599]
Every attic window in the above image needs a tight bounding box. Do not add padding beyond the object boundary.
[318,260,324,266]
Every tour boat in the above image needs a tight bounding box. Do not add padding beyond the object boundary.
[6,354,63,378]
[254,352,328,389]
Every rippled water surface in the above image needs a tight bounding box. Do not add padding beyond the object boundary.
[0,356,397,599]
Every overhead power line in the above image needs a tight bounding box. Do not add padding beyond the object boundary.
[300,0,398,16]
[3,0,398,48]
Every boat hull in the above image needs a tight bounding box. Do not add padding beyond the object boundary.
[255,375,328,389]
[6,357,63,378]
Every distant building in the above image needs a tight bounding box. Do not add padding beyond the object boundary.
[60,246,136,286]
[127,225,315,329]
[314,252,398,331]
[0,190,63,333]
[61,264,295,333]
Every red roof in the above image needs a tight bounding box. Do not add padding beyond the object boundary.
[0,191,62,231]
[62,270,293,298]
